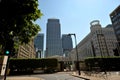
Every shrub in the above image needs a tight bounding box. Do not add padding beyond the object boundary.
[85,57,120,71]
[9,58,58,74]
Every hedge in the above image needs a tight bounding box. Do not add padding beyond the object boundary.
[9,58,58,74]
[85,57,120,71]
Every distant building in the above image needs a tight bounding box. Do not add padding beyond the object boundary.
[17,39,36,58]
[62,34,73,57]
[69,20,118,61]
[46,18,63,57]
[34,33,44,58]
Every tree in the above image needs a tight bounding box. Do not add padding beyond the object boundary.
[113,48,119,56]
[0,0,42,55]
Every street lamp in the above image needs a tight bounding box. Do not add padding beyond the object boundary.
[67,33,81,75]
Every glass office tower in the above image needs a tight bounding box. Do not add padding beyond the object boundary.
[46,18,63,57]
[62,34,73,57]
[34,33,44,58]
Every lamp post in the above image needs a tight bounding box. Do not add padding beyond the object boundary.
[117,41,120,55]
[67,33,81,75]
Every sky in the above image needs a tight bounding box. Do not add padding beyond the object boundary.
[36,0,120,49]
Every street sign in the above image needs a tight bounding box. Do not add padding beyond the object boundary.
[0,56,8,76]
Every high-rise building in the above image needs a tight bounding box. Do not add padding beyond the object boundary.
[62,34,73,57]
[34,33,44,58]
[46,18,63,57]
[110,5,120,44]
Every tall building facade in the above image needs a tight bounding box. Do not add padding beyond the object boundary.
[34,33,44,58]
[69,20,118,61]
[110,5,120,55]
[110,5,120,43]
[62,34,73,57]
[46,18,63,57]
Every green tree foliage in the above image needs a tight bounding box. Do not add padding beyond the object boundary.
[0,0,42,53]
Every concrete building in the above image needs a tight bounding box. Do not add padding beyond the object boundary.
[110,5,120,55]
[17,39,36,58]
[69,20,118,61]
[34,33,44,58]
[110,5,120,43]
[62,34,73,57]
[46,18,63,57]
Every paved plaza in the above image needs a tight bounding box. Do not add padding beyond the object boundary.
[4,71,120,80]
[72,71,120,80]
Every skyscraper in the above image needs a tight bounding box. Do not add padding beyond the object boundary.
[46,18,63,57]
[62,34,73,57]
[34,33,44,58]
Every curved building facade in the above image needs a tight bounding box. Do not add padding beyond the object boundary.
[69,20,118,61]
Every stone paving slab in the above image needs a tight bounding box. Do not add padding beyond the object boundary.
[6,77,44,80]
